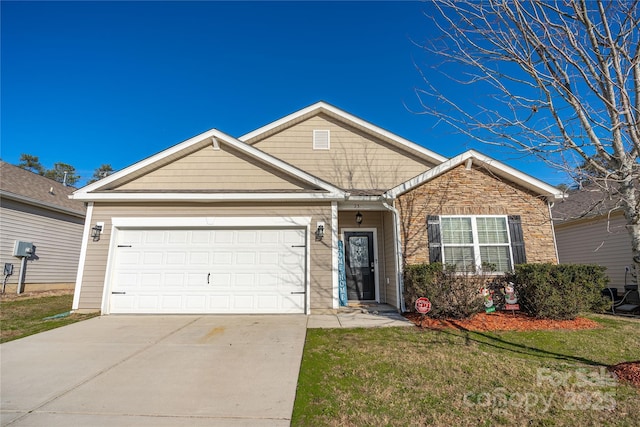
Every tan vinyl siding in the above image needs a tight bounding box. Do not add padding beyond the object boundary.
[253,114,435,190]
[382,210,398,307]
[338,211,388,302]
[0,198,84,288]
[115,144,312,191]
[78,202,333,312]
[555,212,631,290]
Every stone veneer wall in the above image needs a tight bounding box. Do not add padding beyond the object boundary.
[397,164,558,266]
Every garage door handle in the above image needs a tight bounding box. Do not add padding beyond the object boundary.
[290,291,305,294]
[291,245,305,248]
[207,273,210,284]
[112,291,126,295]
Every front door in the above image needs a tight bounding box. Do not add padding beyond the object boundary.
[344,231,375,300]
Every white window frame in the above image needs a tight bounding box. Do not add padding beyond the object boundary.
[440,215,514,273]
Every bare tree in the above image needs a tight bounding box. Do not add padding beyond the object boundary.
[414,0,640,283]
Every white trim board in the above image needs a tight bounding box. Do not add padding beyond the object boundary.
[73,128,344,199]
[386,150,564,200]
[239,101,447,165]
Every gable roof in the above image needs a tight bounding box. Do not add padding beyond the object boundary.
[239,101,448,166]
[385,150,564,201]
[0,161,86,217]
[72,128,345,202]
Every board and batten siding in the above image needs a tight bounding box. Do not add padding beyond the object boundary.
[555,212,632,290]
[78,202,334,312]
[253,114,435,190]
[0,198,84,287]
[115,144,312,191]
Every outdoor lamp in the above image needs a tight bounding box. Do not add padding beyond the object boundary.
[355,211,363,225]
[91,224,103,242]
[315,224,325,241]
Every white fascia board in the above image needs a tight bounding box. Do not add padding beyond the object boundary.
[72,191,345,202]
[112,216,312,228]
[73,128,224,196]
[386,150,564,200]
[238,101,448,165]
[73,127,344,199]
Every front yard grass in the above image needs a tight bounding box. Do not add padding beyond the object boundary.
[0,293,98,343]
[293,315,640,426]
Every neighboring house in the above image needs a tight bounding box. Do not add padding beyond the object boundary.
[0,161,86,292]
[71,102,563,314]
[553,184,634,291]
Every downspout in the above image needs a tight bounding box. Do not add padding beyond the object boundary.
[547,199,560,264]
[381,197,406,313]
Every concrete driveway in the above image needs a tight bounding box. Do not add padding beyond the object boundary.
[1,315,307,426]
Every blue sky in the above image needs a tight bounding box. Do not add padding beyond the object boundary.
[1,1,565,187]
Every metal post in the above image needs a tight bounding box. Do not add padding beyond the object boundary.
[17,257,27,295]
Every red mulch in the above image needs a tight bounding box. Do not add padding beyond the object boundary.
[404,310,601,332]
[609,361,640,388]
[405,311,640,388]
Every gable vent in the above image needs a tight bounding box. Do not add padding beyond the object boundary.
[313,130,330,150]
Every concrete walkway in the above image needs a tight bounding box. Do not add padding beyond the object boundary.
[307,308,414,329]
[1,315,306,427]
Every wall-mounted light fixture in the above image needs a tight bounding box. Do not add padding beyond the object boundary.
[355,211,363,226]
[91,224,103,242]
[315,223,325,241]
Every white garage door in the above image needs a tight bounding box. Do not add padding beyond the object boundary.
[108,228,306,314]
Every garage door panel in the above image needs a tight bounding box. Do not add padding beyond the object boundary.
[189,252,209,264]
[109,227,307,314]
[144,231,165,244]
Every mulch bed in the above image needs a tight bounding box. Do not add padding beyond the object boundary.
[404,310,601,332]
[405,311,640,388]
[609,361,640,388]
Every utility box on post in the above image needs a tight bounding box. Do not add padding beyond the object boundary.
[13,241,34,258]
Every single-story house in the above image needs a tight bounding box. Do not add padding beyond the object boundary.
[0,161,86,293]
[71,102,563,314]
[553,184,634,292]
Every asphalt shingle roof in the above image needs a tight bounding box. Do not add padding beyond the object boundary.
[0,161,86,216]
[552,183,627,224]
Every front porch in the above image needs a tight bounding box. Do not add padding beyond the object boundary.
[336,205,401,310]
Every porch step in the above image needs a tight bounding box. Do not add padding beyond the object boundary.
[342,303,398,314]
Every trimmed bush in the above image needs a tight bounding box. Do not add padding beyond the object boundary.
[404,263,485,319]
[511,264,610,320]
[403,263,442,314]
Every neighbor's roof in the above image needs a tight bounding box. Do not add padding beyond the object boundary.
[0,161,86,217]
[552,182,629,224]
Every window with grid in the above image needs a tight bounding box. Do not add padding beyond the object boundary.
[440,216,513,272]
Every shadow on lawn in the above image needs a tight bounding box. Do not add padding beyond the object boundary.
[435,323,607,367]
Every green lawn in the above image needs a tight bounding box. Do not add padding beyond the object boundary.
[293,315,640,427]
[0,294,99,343]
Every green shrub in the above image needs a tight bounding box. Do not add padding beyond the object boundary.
[403,263,442,314]
[512,264,610,320]
[403,263,485,319]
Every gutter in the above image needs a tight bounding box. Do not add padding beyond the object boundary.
[381,196,406,313]
[0,190,86,218]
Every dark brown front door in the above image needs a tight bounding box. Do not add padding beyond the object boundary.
[344,231,375,300]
